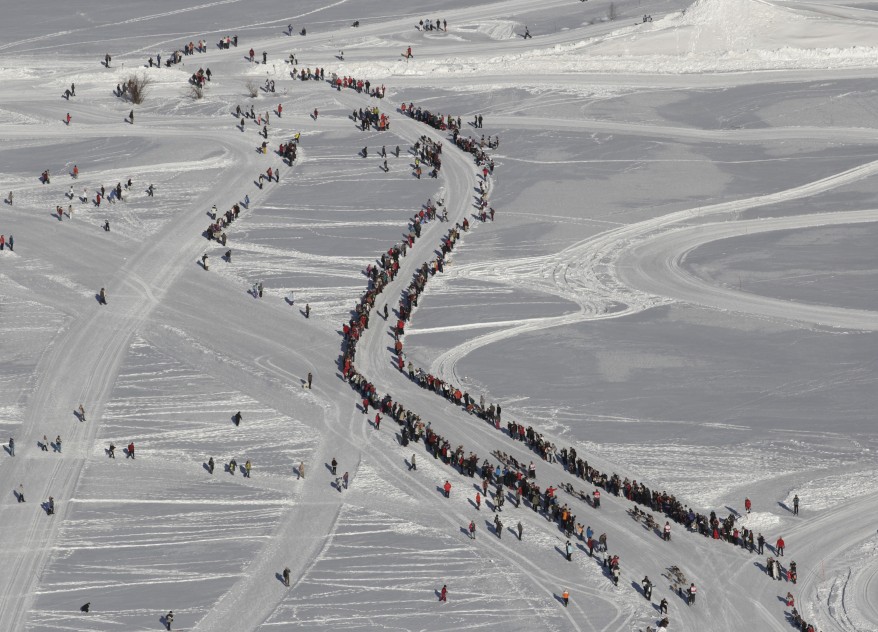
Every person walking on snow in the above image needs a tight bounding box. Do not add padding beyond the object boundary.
[439,585,447,602]
[469,520,476,539]
[687,583,696,605]
[443,480,451,498]
[561,589,569,607]
[565,540,573,561]
[17,483,25,502]
[8,437,14,456]
[745,497,752,514]
[475,492,481,510]
[776,536,785,556]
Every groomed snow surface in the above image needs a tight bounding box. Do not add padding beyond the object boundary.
[1,0,877,630]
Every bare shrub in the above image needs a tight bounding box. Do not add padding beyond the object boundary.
[126,73,153,104]
[245,79,259,98]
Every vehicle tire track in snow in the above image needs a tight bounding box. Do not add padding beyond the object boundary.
[0,128,282,629]
[617,209,878,331]
[429,158,878,387]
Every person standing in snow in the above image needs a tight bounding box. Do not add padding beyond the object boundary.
[517,522,523,540]
[443,480,451,498]
[776,536,785,556]
[164,610,174,630]
[342,471,349,489]
[565,539,573,561]
[410,453,416,470]
[793,495,799,515]
[8,437,14,456]
[331,458,337,475]
[307,372,312,389]
[642,576,653,600]
[561,589,569,607]
[208,456,214,473]
[17,483,25,502]
[475,491,481,510]
[439,585,447,602]
[745,497,752,514]
[283,567,291,586]
[127,442,135,458]
[298,461,304,479]
[687,583,696,605]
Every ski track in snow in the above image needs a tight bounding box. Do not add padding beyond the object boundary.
[2,0,878,630]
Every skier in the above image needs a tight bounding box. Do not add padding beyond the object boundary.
[439,585,447,602]
[469,520,476,539]
[208,456,214,473]
[331,458,337,475]
[523,26,532,39]
[687,583,696,605]
[283,567,291,586]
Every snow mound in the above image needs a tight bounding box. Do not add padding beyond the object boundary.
[783,469,878,511]
[455,20,520,41]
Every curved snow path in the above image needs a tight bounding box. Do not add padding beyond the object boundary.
[427,157,878,387]
[617,209,878,330]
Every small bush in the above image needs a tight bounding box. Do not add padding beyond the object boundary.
[126,73,153,104]
[245,79,259,98]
